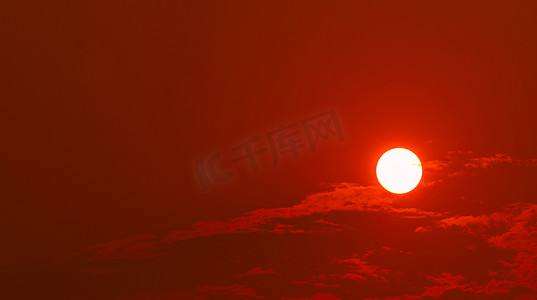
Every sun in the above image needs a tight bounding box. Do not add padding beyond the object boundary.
[376,148,422,194]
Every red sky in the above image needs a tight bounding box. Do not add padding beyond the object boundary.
[3,1,537,299]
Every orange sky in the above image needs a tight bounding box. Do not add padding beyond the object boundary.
[3,1,537,299]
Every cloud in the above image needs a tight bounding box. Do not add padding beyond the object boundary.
[376,271,536,300]
[424,152,537,182]
[245,267,278,276]
[464,153,514,168]
[464,153,537,169]
[487,205,537,291]
[195,284,261,298]
[125,284,261,300]
[298,248,401,291]
[312,219,347,227]
[61,182,440,274]
[70,150,531,271]
[332,258,389,281]
[58,234,161,273]
[423,160,451,172]
[408,273,466,299]
[125,290,204,300]
[165,183,440,242]
[60,150,537,299]
[423,203,537,294]
[283,293,342,300]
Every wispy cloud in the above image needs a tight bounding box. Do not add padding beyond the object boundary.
[62,181,439,274]
[464,153,537,169]
[416,203,537,295]
[126,284,261,300]
[59,151,537,299]
[245,267,278,276]
[165,183,440,242]
[283,293,342,300]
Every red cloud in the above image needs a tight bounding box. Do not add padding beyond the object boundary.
[127,285,260,300]
[464,153,537,169]
[68,151,533,271]
[245,267,277,276]
[464,153,514,168]
[418,273,466,299]
[374,273,467,300]
[195,284,261,298]
[283,293,342,300]
[58,234,160,273]
[61,183,440,274]
[60,151,537,299]
[430,203,537,294]
[333,257,390,281]
[165,183,440,242]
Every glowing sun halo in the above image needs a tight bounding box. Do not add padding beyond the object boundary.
[376,148,422,194]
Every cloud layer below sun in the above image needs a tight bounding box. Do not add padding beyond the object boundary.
[56,151,537,299]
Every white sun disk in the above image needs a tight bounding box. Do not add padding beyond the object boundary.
[376,148,422,194]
